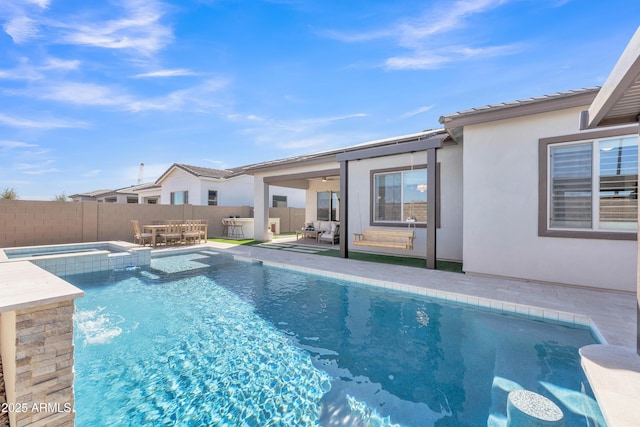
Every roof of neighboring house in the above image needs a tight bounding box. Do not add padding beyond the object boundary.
[69,189,113,198]
[115,182,161,193]
[71,182,160,199]
[155,163,239,184]
[439,87,600,143]
[240,129,447,173]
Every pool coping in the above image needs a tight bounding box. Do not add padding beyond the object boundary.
[234,255,602,335]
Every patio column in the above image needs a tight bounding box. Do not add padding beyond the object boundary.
[339,160,349,259]
[253,175,270,242]
[426,147,437,269]
[637,123,640,356]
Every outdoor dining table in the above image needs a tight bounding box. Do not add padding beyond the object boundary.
[142,222,208,247]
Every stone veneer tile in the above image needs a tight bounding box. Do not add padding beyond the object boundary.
[11,300,76,427]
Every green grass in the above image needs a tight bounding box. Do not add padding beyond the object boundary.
[208,237,463,273]
[316,248,463,273]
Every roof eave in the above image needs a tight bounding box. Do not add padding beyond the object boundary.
[584,26,640,129]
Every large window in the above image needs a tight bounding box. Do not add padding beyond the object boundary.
[317,191,339,221]
[373,168,427,224]
[170,191,188,205]
[543,133,637,238]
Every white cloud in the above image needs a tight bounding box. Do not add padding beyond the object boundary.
[42,57,80,70]
[26,0,51,8]
[36,82,133,107]
[134,69,196,78]
[83,169,101,177]
[3,15,38,43]
[23,167,59,175]
[323,0,517,69]
[15,159,57,175]
[0,140,38,149]
[402,105,434,118]
[0,112,87,129]
[2,0,172,55]
[0,57,79,80]
[236,111,368,153]
[6,76,231,113]
[56,0,173,56]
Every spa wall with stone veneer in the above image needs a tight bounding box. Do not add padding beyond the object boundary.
[2,300,76,427]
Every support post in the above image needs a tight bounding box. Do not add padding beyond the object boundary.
[340,161,349,259]
[426,148,437,269]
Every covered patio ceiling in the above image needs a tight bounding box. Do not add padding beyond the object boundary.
[582,26,640,129]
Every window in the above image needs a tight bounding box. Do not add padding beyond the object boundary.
[373,168,427,224]
[208,190,218,206]
[170,191,188,205]
[104,197,117,203]
[541,131,638,239]
[126,197,138,204]
[317,191,339,221]
[272,195,287,208]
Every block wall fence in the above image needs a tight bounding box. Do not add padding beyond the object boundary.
[0,200,305,248]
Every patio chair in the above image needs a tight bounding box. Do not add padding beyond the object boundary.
[319,223,340,245]
[131,220,153,246]
[182,220,202,244]
[158,220,183,245]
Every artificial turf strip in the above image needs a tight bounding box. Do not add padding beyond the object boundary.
[316,249,463,273]
[207,238,463,273]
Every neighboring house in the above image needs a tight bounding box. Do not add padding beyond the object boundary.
[246,32,640,294]
[151,163,305,207]
[70,183,159,203]
[71,163,304,207]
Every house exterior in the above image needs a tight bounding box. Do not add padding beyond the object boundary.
[244,130,463,269]
[72,163,305,207]
[153,163,305,207]
[439,88,637,293]
[70,183,159,203]
[246,91,637,294]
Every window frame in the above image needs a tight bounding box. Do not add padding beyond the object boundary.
[272,195,287,208]
[170,190,189,205]
[370,164,428,228]
[208,190,218,206]
[539,126,638,240]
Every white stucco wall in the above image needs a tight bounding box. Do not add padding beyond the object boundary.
[159,169,304,207]
[211,175,254,206]
[437,143,464,261]
[346,147,463,261]
[271,186,306,208]
[160,168,204,205]
[462,106,637,291]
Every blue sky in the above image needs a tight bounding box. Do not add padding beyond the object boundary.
[0,0,637,200]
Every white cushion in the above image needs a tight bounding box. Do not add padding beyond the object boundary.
[330,222,337,233]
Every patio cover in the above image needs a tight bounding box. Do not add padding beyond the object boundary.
[581,26,640,129]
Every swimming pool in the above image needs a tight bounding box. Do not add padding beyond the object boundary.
[67,250,605,426]
[0,241,150,275]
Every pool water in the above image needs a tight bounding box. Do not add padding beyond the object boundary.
[67,251,606,426]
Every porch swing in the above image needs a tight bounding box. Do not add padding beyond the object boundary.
[352,153,417,250]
